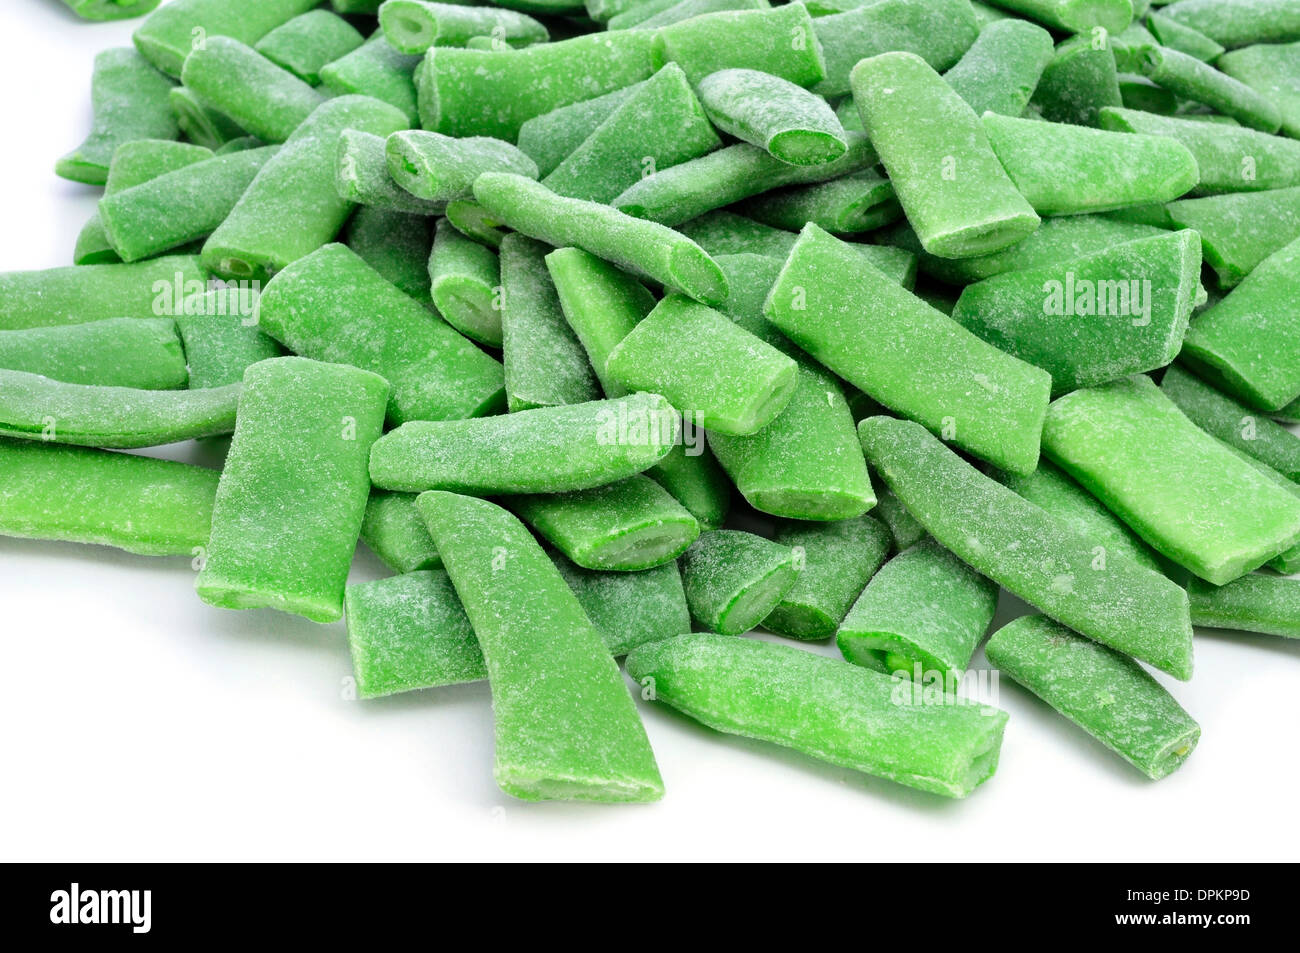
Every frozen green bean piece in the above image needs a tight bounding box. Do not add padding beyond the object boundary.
[1164,186,1300,288]
[681,529,797,635]
[951,231,1201,394]
[1138,45,1280,133]
[1162,365,1300,482]
[99,146,279,263]
[813,0,980,99]
[259,243,505,424]
[203,96,409,283]
[380,1,549,53]
[0,319,186,390]
[607,295,797,436]
[1158,0,1300,49]
[736,171,900,235]
[1218,41,1300,139]
[197,357,388,622]
[62,0,161,20]
[515,85,639,178]
[370,392,679,493]
[550,553,690,656]
[0,370,240,449]
[173,286,282,390]
[1031,34,1122,127]
[851,53,1039,258]
[336,131,444,216]
[444,201,507,247]
[839,538,998,680]
[345,571,479,696]
[986,615,1198,780]
[429,218,503,347]
[133,0,319,78]
[650,5,824,87]
[1118,73,1179,113]
[979,0,1133,33]
[860,415,1195,679]
[0,438,216,557]
[1188,574,1300,640]
[509,475,700,570]
[644,442,731,531]
[387,131,538,205]
[625,634,1008,798]
[1099,107,1300,193]
[321,33,422,125]
[343,206,434,299]
[499,234,600,412]
[545,247,654,397]
[765,516,891,641]
[360,491,440,573]
[544,64,721,203]
[181,37,326,144]
[57,48,177,186]
[1147,11,1225,62]
[418,32,658,139]
[619,0,766,30]
[766,225,1051,474]
[417,490,663,802]
[602,0,684,29]
[943,18,1054,118]
[1043,376,1300,585]
[475,173,728,305]
[170,87,247,151]
[1180,236,1300,410]
[76,139,214,266]
[254,10,364,85]
[612,133,878,226]
[675,211,798,259]
[697,69,844,166]
[998,459,1163,572]
[0,256,205,331]
[1213,440,1300,574]
[873,483,926,552]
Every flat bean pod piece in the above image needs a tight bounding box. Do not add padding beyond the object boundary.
[1042,375,1300,585]
[1031,33,1122,127]
[736,171,899,235]
[697,68,845,166]
[56,48,177,186]
[196,357,389,623]
[417,490,663,802]
[428,218,503,346]
[675,212,798,259]
[0,318,186,390]
[620,0,767,30]
[988,614,1198,780]
[650,5,825,87]
[624,634,1009,798]
[380,1,549,53]
[979,0,1133,33]
[254,10,364,85]
[1218,41,1300,139]
[681,529,797,635]
[386,130,538,204]
[549,553,690,656]
[342,207,434,299]
[1188,574,1300,640]
[321,33,422,125]
[133,0,319,78]
[1147,11,1226,62]
[859,415,1195,679]
[515,85,638,178]
[942,18,1054,118]
[369,392,680,493]
[169,87,248,152]
[1164,186,1300,289]
[0,256,205,331]
[642,442,731,532]
[173,286,282,389]
[1158,0,1300,49]
[0,438,217,557]
[360,491,440,574]
[336,131,444,215]
[0,370,240,449]
[181,37,326,144]
[259,243,505,424]
[1138,45,1280,133]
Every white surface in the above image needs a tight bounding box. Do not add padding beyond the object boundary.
[3,1,1299,863]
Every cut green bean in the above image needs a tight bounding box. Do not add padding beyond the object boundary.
[1138,45,1280,133]
[643,442,731,531]
[417,490,663,802]
[0,318,185,390]
[618,0,766,30]
[320,32,422,125]
[681,529,797,635]
[1031,33,1122,127]
[0,369,239,449]
[380,1,549,53]
[851,52,1039,258]
[360,491,440,574]
[259,242,505,424]
[1188,574,1300,640]
[986,614,1198,780]
[181,37,325,144]
[202,96,409,282]
[943,18,1054,118]
[515,85,639,178]
[387,130,538,204]
[418,32,657,139]
[255,9,364,85]
[765,516,892,641]
[766,224,1051,474]
[336,130,444,215]
[1163,186,1300,288]
[99,146,279,263]
[1147,10,1225,62]
[544,63,720,203]
[133,0,319,78]
[475,173,728,305]
[1118,72,1179,113]
[62,0,161,20]
[342,206,434,300]
[444,200,507,247]
[370,392,679,493]
[169,87,247,151]
[1218,41,1300,139]
[428,218,503,347]
[735,171,900,235]
[697,68,844,166]
[173,285,282,390]
[873,483,926,552]
[675,211,798,259]
[0,256,205,331]
[978,0,1133,33]
[1158,0,1300,50]
[625,634,1009,798]
[0,438,217,557]
[197,357,389,623]
[839,538,998,680]
[550,553,690,656]
[859,414,1194,679]
[57,48,177,186]
[650,5,823,87]
[500,234,600,412]
[1042,375,1300,585]
[509,474,700,570]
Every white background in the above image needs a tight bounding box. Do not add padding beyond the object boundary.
[2,0,1298,862]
